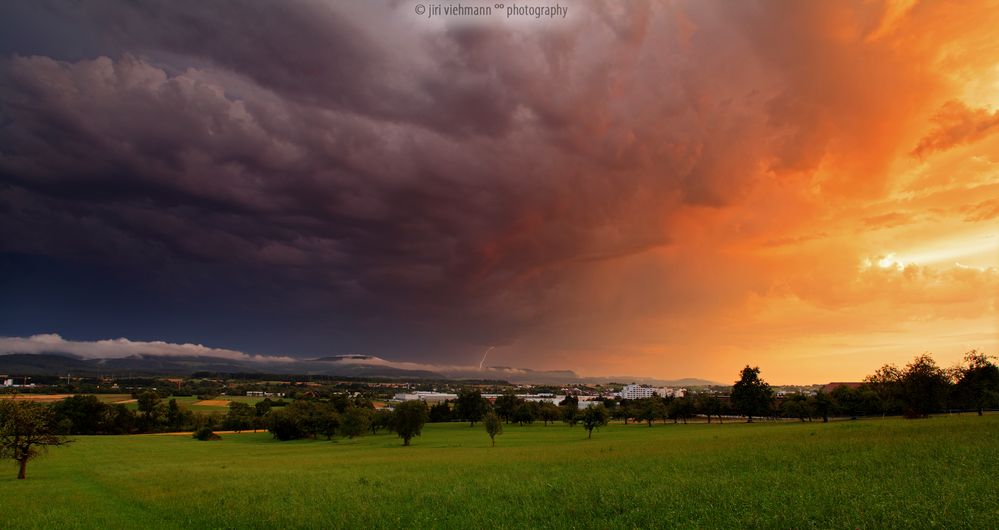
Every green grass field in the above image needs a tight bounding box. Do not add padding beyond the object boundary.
[2,415,997,529]
[111,395,264,413]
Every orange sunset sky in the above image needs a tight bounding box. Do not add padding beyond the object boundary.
[0,1,997,384]
[442,0,999,383]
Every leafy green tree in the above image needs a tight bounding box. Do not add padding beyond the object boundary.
[136,391,163,431]
[559,395,579,426]
[581,404,609,439]
[953,350,999,415]
[483,411,502,447]
[730,366,774,423]
[638,398,666,427]
[667,396,695,424]
[329,393,353,414]
[51,395,106,434]
[267,408,304,440]
[166,398,194,432]
[513,402,536,426]
[370,409,393,435]
[494,393,522,423]
[255,399,273,418]
[780,393,812,422]
[455,390,488,427]
[392,401,429,446]
[538,402,561,426]
[317,407,342,440]
[695,394,725,424]
[341,407,371,439]
[224,402,255,433]
[193,427,220,441]
[611,400,628,424]
[0,400,71,479]
[428,401,452,423]
[105,404,135,434]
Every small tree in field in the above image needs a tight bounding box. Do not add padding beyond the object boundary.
[581,404,609,439]
[224,402,255,433]
[639,398,666,427]
[341,407,372,439]
[483,412,502,447]
[810,391,835,423]
[455,390,489,427]
[953,350,999,416]
[193,427,220,441]
[899,354,950,418]
[538,402,561,426]
[370,409,393,435]
[730,365,774,423]
[392,401,428,446]
[0,400,71,479]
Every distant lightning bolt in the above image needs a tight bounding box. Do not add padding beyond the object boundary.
[479,346,495,371]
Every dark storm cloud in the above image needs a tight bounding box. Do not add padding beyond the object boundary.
[2,0,969,364]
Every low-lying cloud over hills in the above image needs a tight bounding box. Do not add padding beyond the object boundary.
[0,334,715,385]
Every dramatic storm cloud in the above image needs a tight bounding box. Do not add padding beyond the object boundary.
[1,0,997,382]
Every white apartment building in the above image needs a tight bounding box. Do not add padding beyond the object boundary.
[620,384,656,399]
[392,391,458,404]
[619,384,685,400]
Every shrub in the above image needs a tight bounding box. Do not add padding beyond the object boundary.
[193,427,220,441]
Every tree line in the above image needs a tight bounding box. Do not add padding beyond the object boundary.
[1,350,995,478]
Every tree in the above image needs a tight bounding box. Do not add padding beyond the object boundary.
[483,411,503,447]
[730,366,774,423]
[224,402,255,433]
[538,402,561,426]
[0,400,71,479]
[780,393,812,422]
[428,401,452,423]
[898,354,950,418]
[370,409,393,435]
[255,399,273,418]
[166,399,194,432]
[830,386,863,420]
[560,396,579,426]
[51,395,107,435]
[316,407,342,441]
[581,404,609,439]
[104,404,135,435]
[136,391,163,431]
[810,391,835,423]
[494,393,522,423]
[695,394,725,424]
[865,364,903,417]
[267,408,304,440]
[638,398,666,427]
[392,401,428,446]
[667,396,695,424]
[513,402,536,426]
[455,390,489,427]
[341,407,371,439]
[612,399,631,424]
[953,350,999,415]
[329,393,352,414]
[193,427,220,441]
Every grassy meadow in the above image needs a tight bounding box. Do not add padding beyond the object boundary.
[2,415,997,529]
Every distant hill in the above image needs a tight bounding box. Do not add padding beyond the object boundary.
[0,352,719,385]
